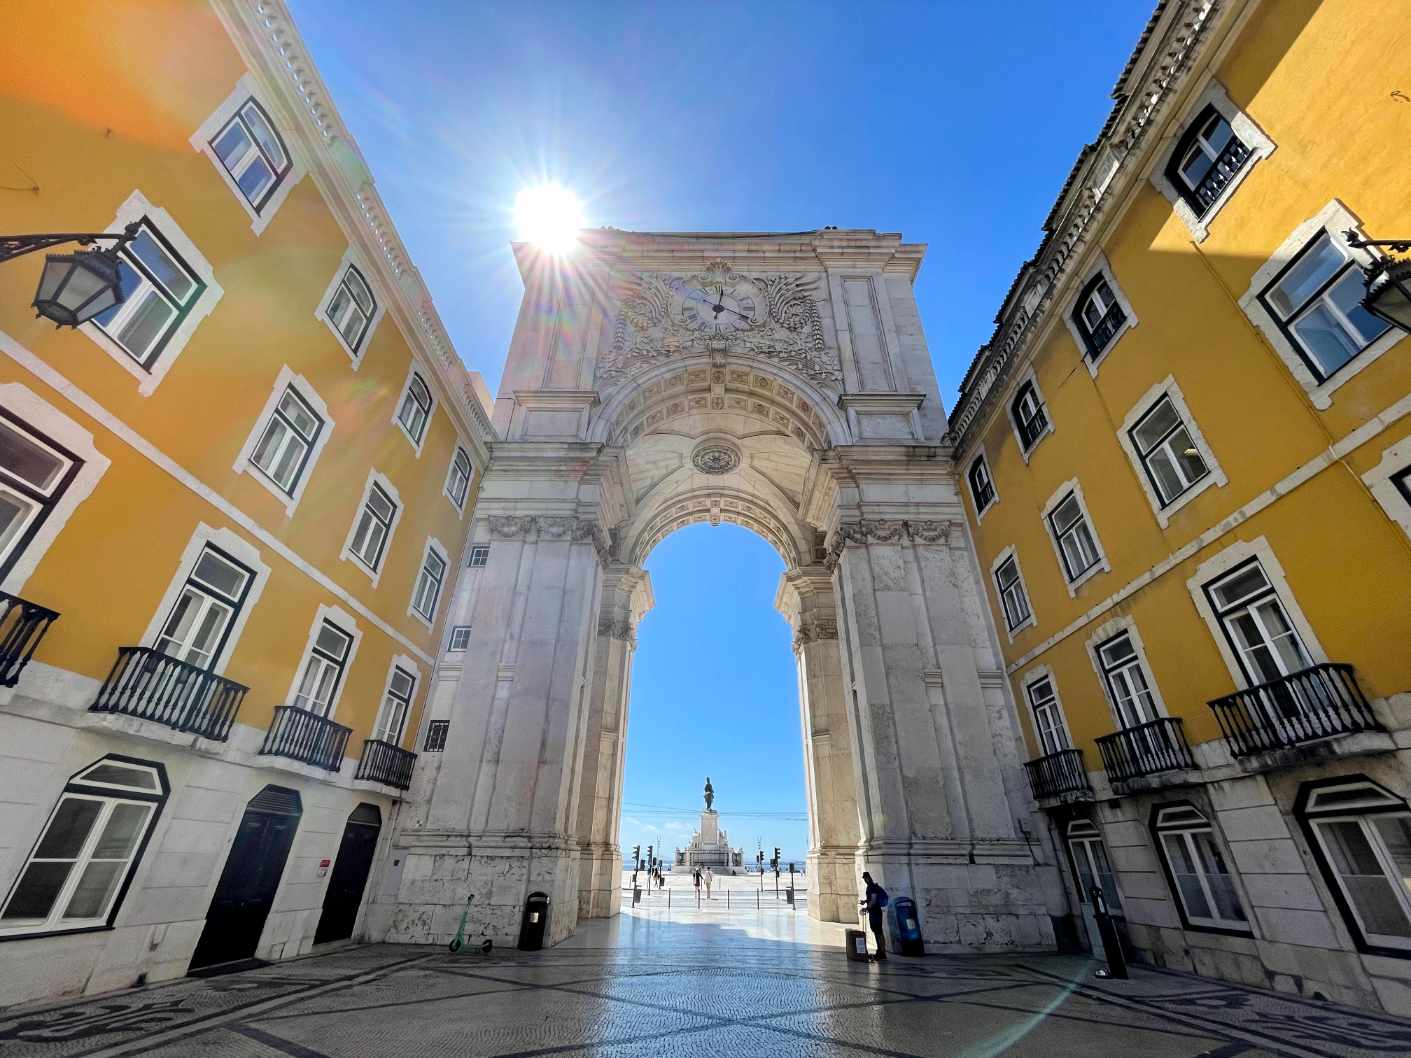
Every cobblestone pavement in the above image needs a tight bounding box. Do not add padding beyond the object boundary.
[4,906,1411,1058]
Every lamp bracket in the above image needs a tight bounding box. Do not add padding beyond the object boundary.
[1343,229,1411,255]
[0,222,141,264]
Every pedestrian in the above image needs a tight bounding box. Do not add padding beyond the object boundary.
[693,867,701,893]
[703,866,713,899]
[859,871,888,961]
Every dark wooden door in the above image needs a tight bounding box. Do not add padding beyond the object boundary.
[189,786,301,971]
[314,804,381,945]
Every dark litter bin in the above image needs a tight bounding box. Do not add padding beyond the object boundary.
[844,928,869,962]
[518,891,550,951]
[892,896,924,957]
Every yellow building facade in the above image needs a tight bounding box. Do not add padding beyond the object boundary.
[0,0,493,1003]
[953,0,1411,1013]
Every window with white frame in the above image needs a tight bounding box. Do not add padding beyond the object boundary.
[208,98,292,214]
[446,447,472,510]
[1011,381,1049,451]
[396,373,433,446]
[1299,780,1411,954]
[1067,818,1121,911]
[348,483,397,573]
[291,620,353,717]
[1128,395,1211,507]
[1257,230,1390,383]
[0,411,82,582]
[448,625,471,651]
[1047,492,1100,582]
[153,545,254,671]
[91,220,205,371]
[1395,466,1411,508]
[1154,804,1249,931]
[411,545,446,620]
[249,386,324,497]
[994,554,1032,632]
[373,667,416,744]
[1165,106,1252,219]
[0,757,167,937]
[1026,676,1068,756]
[1202,558,1312,687]
[1072,274,1127,360]
[468,545,489,568]
[1096,632,1160,731]
[968,456,995,513]
[323,264,377,356]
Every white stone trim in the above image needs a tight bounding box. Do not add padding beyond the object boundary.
[966,444,999,523]
[1008,366,1054,464]
[1062,251,1139,376]
[315,247,385,366]
[392,362,436,457]
[1363,435,1411,541]
[1185,536,1328,689]
[1115,375,1227,527]
[77,191,224,397]
[989,544,1036,641]
[1019,663,1073,750]
[0,331,435,667]
[138,523,271,676]
[1083,614,1171,727]
[1040,477,1109,596]
[282,603,363,721]
[189,75,305,235]
[339,469,403,588]
[0,382,112,597]
[231,365,334,517]
[1238,199,1407,410]
[1149,80,1275,243]
[407,535,449,631]
[372,653,421,745]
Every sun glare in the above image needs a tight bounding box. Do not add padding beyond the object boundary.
[514,185,584,255]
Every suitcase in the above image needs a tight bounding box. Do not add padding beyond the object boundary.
[845,928,869,961]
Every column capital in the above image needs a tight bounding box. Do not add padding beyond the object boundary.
[822,517,963,570]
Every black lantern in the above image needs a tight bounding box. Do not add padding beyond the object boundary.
[1344,230,1411,333]
[0,222,141,328]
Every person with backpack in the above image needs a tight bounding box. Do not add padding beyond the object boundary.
[859,871,888,961]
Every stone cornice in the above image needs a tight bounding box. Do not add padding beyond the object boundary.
[483,514,611,563]
[822,518,959,571]
[948,0,1231,454]
[209,0,497,459]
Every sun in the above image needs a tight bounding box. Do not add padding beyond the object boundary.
[514,185,585,255]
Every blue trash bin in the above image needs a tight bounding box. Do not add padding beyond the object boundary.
[892,896,924,957]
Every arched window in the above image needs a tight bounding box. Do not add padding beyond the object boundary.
[0,756,168,936]
[396,373,434,445]
[1165,106,1251,218]
[967,456,995,512]
[1153,804,1249,932]
[325,264,377,356]
[1072,274,1127,359]
[1011,381,1048,451]
[1067,818,1121,911]
[209,98,293,214]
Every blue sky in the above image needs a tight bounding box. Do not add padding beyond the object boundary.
[289,1,1154,866]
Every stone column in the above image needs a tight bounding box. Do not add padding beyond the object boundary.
[574,563,653,919]
[776,567,860,923]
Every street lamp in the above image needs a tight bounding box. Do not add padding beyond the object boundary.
[1344,230,1411,332]
[1,223,141,327]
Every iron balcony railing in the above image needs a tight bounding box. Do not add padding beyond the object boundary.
[0,591,60,687]
[1096,717,1195,782]
[1192,138,1252,215]
[261,705,351,772]
[1208,663,1380,758]
[355,738,417,790]
[1023,748,1092,800]
[1085,304,1127,356]
[91,646,248,740]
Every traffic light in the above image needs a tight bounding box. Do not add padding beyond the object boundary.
[773,846,780,864]
[647,845,654,867]
[633,844,640,863]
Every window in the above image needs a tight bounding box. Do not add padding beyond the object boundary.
[1299,780,1411,954]
[968,456,995,513]
[1026,677,1068,756]
[1096,632,1161,731]
[0,411,81,582]
[1395,466,1411,508]
[396,373,433,446]
[1203,559,1312,687]
[411,545,447,620]
[1129,395,1210,507]
[374,667,416,744]
[349,483,397,573]
[424,719,449,753]
[446,448,473,510]
[468,545,489,568]
[1011,381,1049,451]
[994,554,1032,632]
[324,264,376,356]
[1154,805,1249,931]
[1257,231,1390,383]
[1165,106,1251,218]
[448,625,471,651]
[292,621,352,717]
[153,546,254,671]
[90,220,205,371]
[249,386,324,496]
[0,757,167,937]
[208,98,292,213]
[1072,274,1127,359]
[1048,492,1100,582]
[1067,819,1121,911]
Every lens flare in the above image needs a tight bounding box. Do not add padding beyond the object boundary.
[514,185,584,255]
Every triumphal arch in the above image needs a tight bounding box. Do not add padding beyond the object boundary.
[376,229,1065,948]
